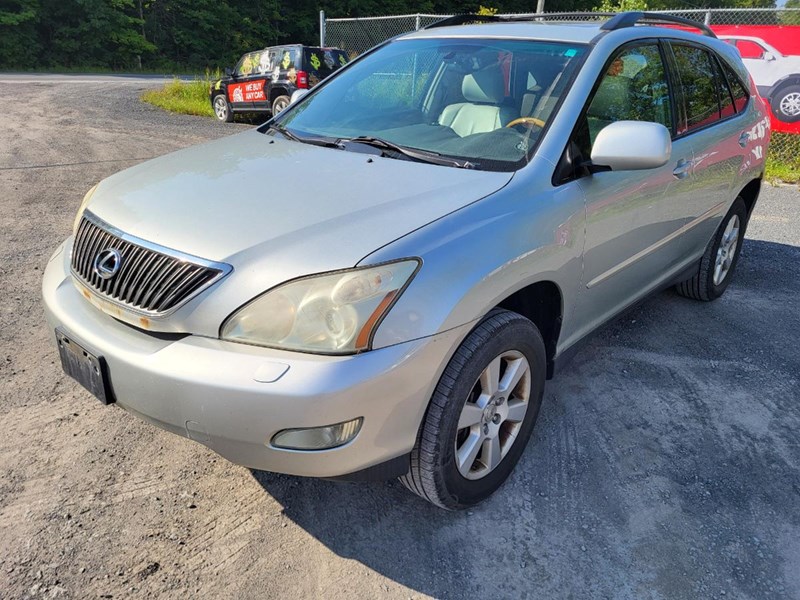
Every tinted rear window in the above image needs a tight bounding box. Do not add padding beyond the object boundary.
[304,48,349,80]
[720,59,750,113]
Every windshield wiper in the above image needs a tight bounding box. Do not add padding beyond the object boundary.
[339,136,477,169]
[265,123,340,148]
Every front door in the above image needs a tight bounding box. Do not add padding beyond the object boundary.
[570,41,698,340]
[227,51,269,111]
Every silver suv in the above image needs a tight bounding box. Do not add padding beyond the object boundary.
[43,12,769,509]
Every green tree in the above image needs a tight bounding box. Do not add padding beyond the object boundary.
[780,0,800,25]
[595,0,648,11]
[0,0,40,67]
[36,0,154,68]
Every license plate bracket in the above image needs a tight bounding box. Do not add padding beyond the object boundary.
[56,328,114,405]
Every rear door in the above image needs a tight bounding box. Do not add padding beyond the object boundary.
[666,42,753,254]
[247,49,271,110]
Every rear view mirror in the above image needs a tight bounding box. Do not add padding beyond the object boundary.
[590,121,671,172]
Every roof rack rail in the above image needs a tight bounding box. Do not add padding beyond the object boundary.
[423,12,616,30]
[600,11,716,38]
[423,14,500,29]
[423,11,716,38]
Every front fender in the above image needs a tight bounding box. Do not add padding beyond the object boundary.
[362,158,586,352]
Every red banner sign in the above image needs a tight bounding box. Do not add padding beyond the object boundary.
[227,80,267,103]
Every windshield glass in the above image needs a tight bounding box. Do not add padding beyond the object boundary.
[269,38,586,171]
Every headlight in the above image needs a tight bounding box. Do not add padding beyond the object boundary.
[221,259,420,354]
[73,184,98,233]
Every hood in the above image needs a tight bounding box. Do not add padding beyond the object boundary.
[89,129,513,273]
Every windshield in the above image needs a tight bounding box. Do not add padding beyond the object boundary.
[269,38,586,171]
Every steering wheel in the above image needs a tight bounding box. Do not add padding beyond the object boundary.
[506,117,546,129]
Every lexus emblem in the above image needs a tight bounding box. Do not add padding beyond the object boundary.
[93,248,122,280]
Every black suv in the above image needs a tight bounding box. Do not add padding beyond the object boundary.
[210,44,349,122]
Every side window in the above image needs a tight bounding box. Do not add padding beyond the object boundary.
[236,52,259,77]
[736,40,766,60]
[712,56,736,119]
[671,45,720,132]
[256,50,272,75]
[720,60,750,113]
[585,44,672,146]
[268,49,282,78]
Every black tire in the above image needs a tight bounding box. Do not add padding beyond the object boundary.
[675,197,748,301]
[272,95,291,115]
[772,84,800,123]
[400,309,547,510]
[212,94,233,123]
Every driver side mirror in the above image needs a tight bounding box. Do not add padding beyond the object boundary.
[224,67,234,77]
[590,121,671,172]
[763,51,776,62]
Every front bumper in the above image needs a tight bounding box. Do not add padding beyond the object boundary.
[42,242,469,478]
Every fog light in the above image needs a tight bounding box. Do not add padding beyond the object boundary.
[271,418,363,450]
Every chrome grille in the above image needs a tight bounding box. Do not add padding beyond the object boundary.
[71,212,231,316]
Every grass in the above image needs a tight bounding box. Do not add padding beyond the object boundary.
[765,132,800,185]
[141,74,217,118]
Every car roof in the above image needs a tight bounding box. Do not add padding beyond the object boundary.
[718,35,767,43]
[401,21,603,44]
[254,44,346,52]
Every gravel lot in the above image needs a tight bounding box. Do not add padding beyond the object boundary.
[1,76,799,600]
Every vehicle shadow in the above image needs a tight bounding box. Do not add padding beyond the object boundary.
[249,237,800,599]
[250,469,473,597]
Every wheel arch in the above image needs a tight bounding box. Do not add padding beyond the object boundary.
[737,177,762,223]
[767,75,800,103]
[270,86,289,101]
[494,280,563,380]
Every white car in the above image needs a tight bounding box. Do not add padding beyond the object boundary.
[721,35,800,122]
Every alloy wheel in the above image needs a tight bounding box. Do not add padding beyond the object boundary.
[214,96,228,120]
[780,92,800,117]
[714,214,740,286]
[454,350,531,480]
[273,98,289,114]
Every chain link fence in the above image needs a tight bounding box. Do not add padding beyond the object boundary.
[324,9,800,56]
[323,8,800,180]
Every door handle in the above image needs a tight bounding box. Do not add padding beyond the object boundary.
[738,131,750,148]
[673,158,691,179]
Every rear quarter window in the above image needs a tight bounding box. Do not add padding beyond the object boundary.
[304,49,349,83]
[720,59,750,113]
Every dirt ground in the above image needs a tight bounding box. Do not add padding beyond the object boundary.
[1,76,799,600]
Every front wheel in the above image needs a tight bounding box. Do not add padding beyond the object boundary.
[773,85,800,123]
[400,309,547,510]
[212,94,233,123]
[272,95,291,115]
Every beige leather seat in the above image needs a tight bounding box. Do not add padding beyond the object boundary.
[438,67,515,137]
